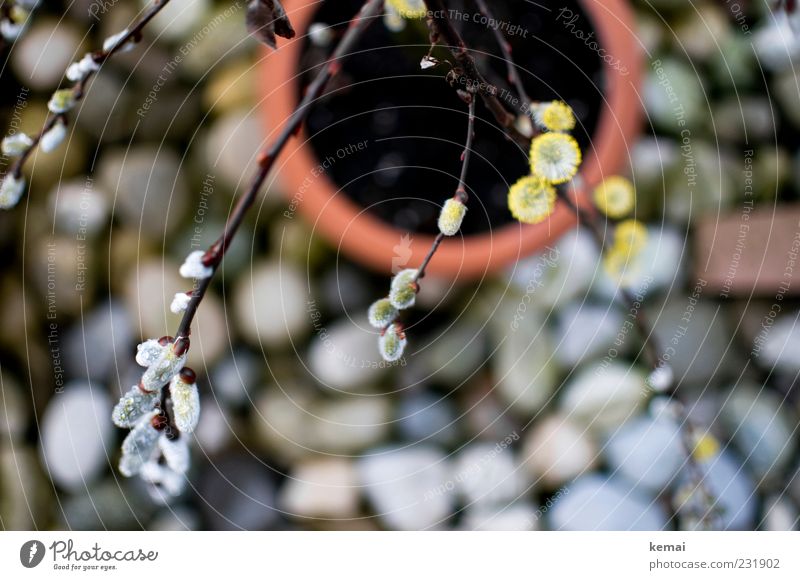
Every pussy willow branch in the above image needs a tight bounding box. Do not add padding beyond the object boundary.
[472,0,535,124]
[557,192,662,368]
[7,0,173,178]
[561,192,723,529]
[174,0,385,341]
[422,0,525,143]
[412,94,476,284]
[469,3,721,527]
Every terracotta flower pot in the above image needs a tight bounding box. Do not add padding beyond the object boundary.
[261,0,643,279]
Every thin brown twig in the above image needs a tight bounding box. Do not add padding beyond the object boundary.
[421,0,525,143]
[472,0,536,123]
[174,0,386,342]
[413,94,476,284]
[7,0,173,178]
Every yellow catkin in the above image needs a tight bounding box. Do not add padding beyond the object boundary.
[507,175,557,224]
[536,101,576,132]
[529,132,582,184]
[593,176,635,219]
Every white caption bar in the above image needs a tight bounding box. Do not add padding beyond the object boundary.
[1,532,798,578]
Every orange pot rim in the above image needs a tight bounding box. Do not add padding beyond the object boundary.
[261,0,643,279]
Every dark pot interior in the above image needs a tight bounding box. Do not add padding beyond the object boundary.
[299,0,603,236]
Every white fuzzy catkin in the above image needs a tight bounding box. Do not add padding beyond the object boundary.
[135,339,164,367]
[119,411,161,477]
[47,89,76,114]
[39,119,66,153]
[378,323,407,362]
[102,29,136,53]
[179,250,213,279]
[1,132,33,156]
[0,174,25,209]
[170,376,200,434]
[66,53,100,82]
[437,198,466,236]
[367,298,398,329]
[170,292,192,314]
[140,461,186,498]
[159,435,190,474]
[112,385,158,428]
[140,346,187,392]
[388,269,418,310]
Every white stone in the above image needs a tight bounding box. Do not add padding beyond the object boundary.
[549,474,668,531]
[48,180,109,237]
[508,228,599,310]
[308,317,387,392]
[205,108,265,189]
[762,495,798,531]
[279,458,359,520]
[594,225,684,299]
[252,386,318,461]
[604,416,685,492]
[12,21,81,90]
[756,313,800,375]
[420,322,486,385]
[492,308,557,415]
[210,351,258,406]
[235,261,308,347]
[650,298,732,386]
[194,401,231,455]
[453,442,524,505]
[312,398,391,454]
[39,381,112,491]
[522,414,598,487]
[358,446,454,530]
[98,147,188,236]
[138,0,210,41]
[460,502,539,531]
[559,362,646,432]
[396,392,458,446]
[720,383,797,482]
[553,302,624,367]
